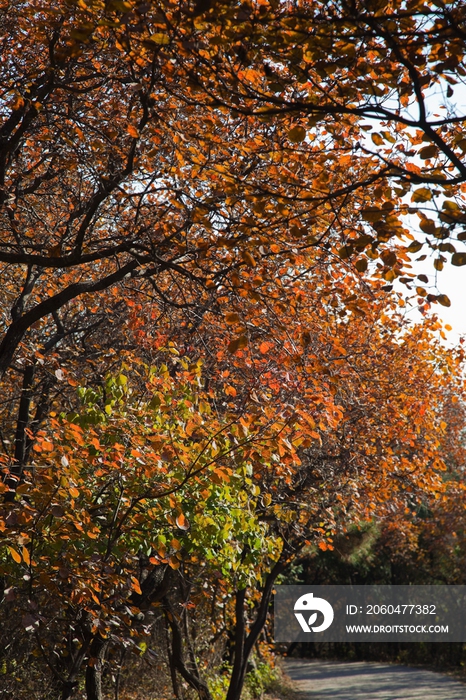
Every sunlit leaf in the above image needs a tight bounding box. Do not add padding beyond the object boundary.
[8,547,21,564]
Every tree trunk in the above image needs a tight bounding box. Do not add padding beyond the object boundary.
[225,560,287,700]
[85,636,108,700]
[3,364,35,501]
[164,597,213,700]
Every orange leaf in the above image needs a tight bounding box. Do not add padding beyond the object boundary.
[8,547,21,563]
[214,468,230,483]
[127,124,139,138]
[241,251,256,267]
[176,513,189,530]
[259,341,272,354]
[22,546,30,566]
[131,577,142,594]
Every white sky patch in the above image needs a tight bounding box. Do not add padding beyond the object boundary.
[355,73,466,347]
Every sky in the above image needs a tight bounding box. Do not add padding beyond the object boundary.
[431,265,466,339]
[363,79,466,347]
[396,260,466,345]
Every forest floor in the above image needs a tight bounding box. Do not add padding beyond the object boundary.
[281,659,466,700]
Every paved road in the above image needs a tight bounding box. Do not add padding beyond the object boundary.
[285,659,466,700]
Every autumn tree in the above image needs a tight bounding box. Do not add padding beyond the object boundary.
[2,2,466,699]
[2,0,466,454]
[1,270,464,700]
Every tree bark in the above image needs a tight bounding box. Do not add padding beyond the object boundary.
[225,559,287,700]
[3,364,35,501]
[164,597,213,700]
[85,636,108,700]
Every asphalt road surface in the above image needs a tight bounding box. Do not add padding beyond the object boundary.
[285,659,466,700]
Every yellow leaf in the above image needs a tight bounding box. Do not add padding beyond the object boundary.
[149,33,170,45]
[443,200,460,212]
[411,187,432,203]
